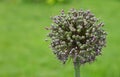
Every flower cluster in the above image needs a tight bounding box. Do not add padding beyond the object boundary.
[47,9,107,64]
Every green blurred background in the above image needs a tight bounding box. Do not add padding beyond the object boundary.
[0,0,120,77]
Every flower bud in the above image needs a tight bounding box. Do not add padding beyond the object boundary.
[47,8,107,64]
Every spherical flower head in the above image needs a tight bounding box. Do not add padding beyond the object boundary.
[47,8,107,64]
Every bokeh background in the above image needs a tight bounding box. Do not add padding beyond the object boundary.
[0,0,120,77]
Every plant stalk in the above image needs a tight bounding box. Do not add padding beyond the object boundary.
[74,58,80,77]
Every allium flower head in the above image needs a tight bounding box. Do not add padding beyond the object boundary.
[47,8,107,64]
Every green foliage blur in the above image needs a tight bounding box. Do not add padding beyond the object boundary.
[0,0,70,4]
[0,0,120,77]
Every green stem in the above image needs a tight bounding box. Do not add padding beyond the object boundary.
[74,58,80,77]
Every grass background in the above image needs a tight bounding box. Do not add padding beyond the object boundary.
[0,0,120,77]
